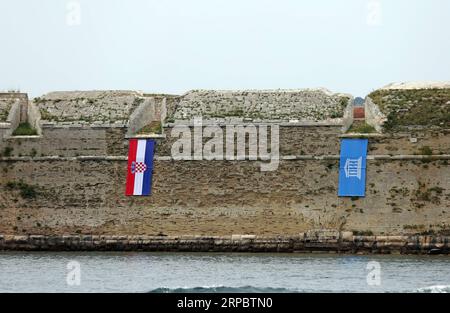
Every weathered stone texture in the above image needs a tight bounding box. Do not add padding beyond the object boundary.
[0,98,14,122]
[36,91,144,124]
[0,87,449,248]
[157,126,450,157]
[0,234,448,254]
[172,89,351,121]
[0,157,448,237]
[368,88,450,129]
[0,126,128,157]
[368,129,450,155]
[158,125,343,156]
[4,125,448,158]
[0,93,28,122]
[365,96,387,132]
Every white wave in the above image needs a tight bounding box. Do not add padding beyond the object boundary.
[415,285,450,293]
[149,285,297,293]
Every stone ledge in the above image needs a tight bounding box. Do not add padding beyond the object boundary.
[0,234,448,254]
[165,121,344,127]
[0,155,449,162]
[3,135,42,140]
[41,124,128,129]
[125,134,166,139]
[339,133,385,138]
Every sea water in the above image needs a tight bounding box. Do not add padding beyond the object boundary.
[0,252,449,293]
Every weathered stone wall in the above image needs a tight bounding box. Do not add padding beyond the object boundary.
[27,101,42,136]
[368,129,450,155]
[36,91,145,125]
[0,88,449,248]
[0,156,448,237]
[2,124,348,158]
[0,126,127,157]
[0,98,14,122]
[0,93,28,122]
[0,125,8,142]
[158,125,344,156]
[142,94,180,122]
[341,99,354,132]
[172,89,351,121]
[127,98,158,136]
[367,88,450,130]
[158,126,450,157]
[1,234,448,254]
[365,97,387,132]
[1,101,20,138]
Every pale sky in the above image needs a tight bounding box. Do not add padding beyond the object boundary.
[1,0,449,97]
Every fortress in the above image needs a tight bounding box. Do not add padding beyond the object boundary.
[0,84,449,253]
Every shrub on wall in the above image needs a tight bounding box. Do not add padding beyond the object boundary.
[0,147,13,157]
[347,123,376,134]
[12,122,38,136]
[137,121,162,135]
[418,146,433,156]
[368,88,450,130]
[5,181,38,199]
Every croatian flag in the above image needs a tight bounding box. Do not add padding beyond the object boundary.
[125,139,155,196]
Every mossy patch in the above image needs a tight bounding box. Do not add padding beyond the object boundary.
[0,146,13,157]
[12,122,38,136]
[137,121,162,135]
[418,146,433,156]
[413,182,444,205]
[5,181,39,199]
[352,230,374,236]
[347,123,376,133]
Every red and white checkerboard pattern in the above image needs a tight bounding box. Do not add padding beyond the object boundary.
[131,161,147,174]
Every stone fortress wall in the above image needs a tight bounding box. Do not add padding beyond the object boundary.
[0,85,449,245]
[172,89,351,121]
[0,93,30,138]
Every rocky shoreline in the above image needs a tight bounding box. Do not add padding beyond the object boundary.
[1,233,449,254]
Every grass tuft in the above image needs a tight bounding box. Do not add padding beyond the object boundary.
[12,122,38,136]
[347,123,376,133]
[137,121,162,135]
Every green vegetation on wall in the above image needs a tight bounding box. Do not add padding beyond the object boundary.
[0,147,13,157]
[4,181,39,199]
[347,123,376,134]
[368,88,450,130]
[418,146,433,156]
[12,122,38,136]
[137,121,162,135]
[330,96,351,119]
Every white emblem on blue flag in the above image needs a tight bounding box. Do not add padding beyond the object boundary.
[338,139,368,197]
[344,157,362,180]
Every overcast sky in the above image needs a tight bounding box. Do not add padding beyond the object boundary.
[1,0,449,97]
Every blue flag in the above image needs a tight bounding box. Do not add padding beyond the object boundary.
[338,139,368,197]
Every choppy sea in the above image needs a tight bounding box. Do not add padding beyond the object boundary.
[0,252,449,293]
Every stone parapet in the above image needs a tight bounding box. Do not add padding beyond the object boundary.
[365,96,387,132]
[172,89,352,121]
